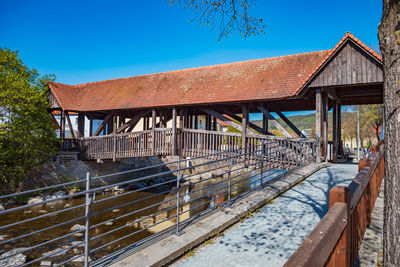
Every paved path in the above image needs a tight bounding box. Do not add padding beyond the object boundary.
[173,163,358,267]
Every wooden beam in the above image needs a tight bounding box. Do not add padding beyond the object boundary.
[273,108,306,138]
[94,112,115,136]
[223,109,272,135]
[256,105,293,137]
[325,88,342,104]
[201,108,259,134]
[316,89,323,162]
[117,110,150,133]
[65,111,76,140]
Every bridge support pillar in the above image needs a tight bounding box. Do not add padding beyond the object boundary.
[316,89,322,162]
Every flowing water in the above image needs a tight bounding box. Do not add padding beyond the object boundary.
[0,169,283,266]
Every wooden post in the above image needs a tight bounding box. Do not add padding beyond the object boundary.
[323,92,329,162]
[242,104,248,153]
[329,186,351,267]
[172,107,177,155]
[113,114,117,161]
[107,119,113,135]
[213,116,217,131]
[77,113,85,138]
[152,109,156,155]
[315,89,322,162]
[159,110,164,128]
[60,110,65,149]
[184,108,188,129]
[179,109,184,129]
[89,114,93,137]
[262,113,268,133]
[338,104,342,156]
[194,115,198,129]
[333,103,338,163]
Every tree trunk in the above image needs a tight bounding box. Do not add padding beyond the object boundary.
[375,125,381,143]
[378,1,400,265]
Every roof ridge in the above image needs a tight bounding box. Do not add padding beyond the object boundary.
[57,49,332,88]
[296,32,382,94]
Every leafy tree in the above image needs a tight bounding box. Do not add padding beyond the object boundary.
[0,48,57,191]
[167,0,265,40]
[359,104,383,142]
[378,1,400,265]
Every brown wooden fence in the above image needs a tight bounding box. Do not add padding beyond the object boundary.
[284,145,384,267]
[69,128,317,163]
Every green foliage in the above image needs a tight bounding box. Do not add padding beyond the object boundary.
[342,105,383,145]
[359,104,383,142]
[0,48,58,190]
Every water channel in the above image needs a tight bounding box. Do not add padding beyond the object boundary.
[0,168,283,266]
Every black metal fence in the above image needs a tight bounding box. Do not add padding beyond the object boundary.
[0,142,317,267]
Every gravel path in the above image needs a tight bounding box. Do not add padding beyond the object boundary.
[173,163,358,267]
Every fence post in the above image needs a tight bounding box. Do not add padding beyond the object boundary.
[228,151,232,205]
[260,142,264,187]
[358,158,371,172]
[113,115,117,161]
[328,186,351,267]
[84,172,92,267]
[175,156,181,236]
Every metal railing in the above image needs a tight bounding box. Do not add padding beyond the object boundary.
[284,145,384,267]
[0,142,317,266]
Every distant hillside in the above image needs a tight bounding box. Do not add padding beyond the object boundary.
[252,112,353,136]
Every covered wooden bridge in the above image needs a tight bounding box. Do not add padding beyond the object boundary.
[48,33,383,163]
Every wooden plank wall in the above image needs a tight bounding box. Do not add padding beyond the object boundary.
[309,42,383,88]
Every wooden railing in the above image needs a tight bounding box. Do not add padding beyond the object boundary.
[79,128,173,160]
[284,145,384,267]
[69,128,317,163]
[180,129,242,158]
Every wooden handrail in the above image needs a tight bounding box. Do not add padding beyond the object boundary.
[285,146,385,267]
[284,203,348,267]
[74,128,318,161]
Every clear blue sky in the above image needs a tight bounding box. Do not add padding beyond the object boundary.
[0,0,382,118]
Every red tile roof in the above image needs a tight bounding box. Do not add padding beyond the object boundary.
[48,33,381,112]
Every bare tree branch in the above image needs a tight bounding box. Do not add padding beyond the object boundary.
[167,0,265,40]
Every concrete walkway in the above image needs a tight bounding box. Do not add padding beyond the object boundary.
[173,163,358,267]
